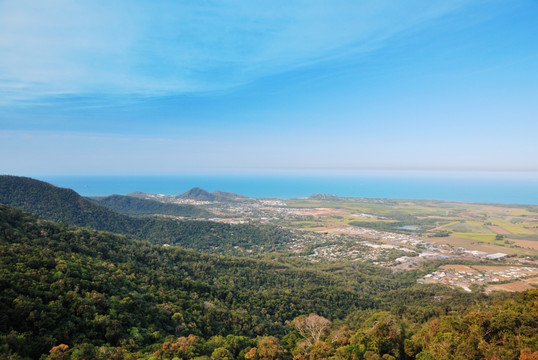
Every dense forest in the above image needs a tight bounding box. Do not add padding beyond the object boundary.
[1,176,537,359]
[87,194,212,218]
[175,187,247,202]
[0,176,292,254]
[1,204,536,359]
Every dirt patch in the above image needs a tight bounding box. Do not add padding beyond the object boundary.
[472,265,525,272]
[488,277,538,292]
[306,207,346,217]
[509,239,538,251]
[477,205,513,214]
[487,225,511,235]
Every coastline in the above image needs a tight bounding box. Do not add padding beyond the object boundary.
[34,172,538,205]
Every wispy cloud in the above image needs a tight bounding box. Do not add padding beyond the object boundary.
[0,0,472,104]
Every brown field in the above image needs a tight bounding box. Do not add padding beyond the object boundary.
[427,236,521,255]
[472,265,527,272]
[300,226,329,232]
[487,225,511,234]
[306,207,346,217]
[478,205,514,214]
[508,238,538,250]
[488,277,538,292]
[285,198,538,263]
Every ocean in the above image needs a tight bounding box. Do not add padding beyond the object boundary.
[37,171,538,205]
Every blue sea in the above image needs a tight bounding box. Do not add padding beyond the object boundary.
[36,171,538,205]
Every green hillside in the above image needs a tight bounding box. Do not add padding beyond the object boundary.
[0,204,398,358]
[1,204,536,360]
[0,176,292,254]
[88,194,212,218]
[177,187,248,202]
[0,175,133,231]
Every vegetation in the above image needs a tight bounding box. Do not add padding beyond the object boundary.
[349,220,404,233]
[0,176,293,254]
[286,197,538,241]
[1,204,536,359]
[88,194,212,218]
[0,204,394,358]
[1,176,537,359]
[176,187,247,202]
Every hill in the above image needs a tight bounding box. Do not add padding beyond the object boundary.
[87,194,212,218]
[0,175,291,254]
[0,175,138,231]
[308,193,342,200]
[177,187,248,202]
[1,203,535,360]
[0,203,399,358]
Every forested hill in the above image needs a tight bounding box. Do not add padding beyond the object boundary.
[0,203,400,358]
[0,175,140,231]
[177,187,248,202]
[2,203,536,360]
[0,175,290,253]
[87,194,212,218]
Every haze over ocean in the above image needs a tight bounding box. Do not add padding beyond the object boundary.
[39,172,538,205]
[2,1,537,176]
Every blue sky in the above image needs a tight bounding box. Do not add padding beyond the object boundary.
[1,0,537,175]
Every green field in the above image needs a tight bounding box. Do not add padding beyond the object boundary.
[441,221,492,233]
[452,232,498,243]
[490,219,535,234]
[282,197,538,258]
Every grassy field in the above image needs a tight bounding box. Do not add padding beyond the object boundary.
[346,218,399,224]
[440,221,492,233]
[489,219,535,234]
[452,232,498,242]
[509,208,538,216]
[519,223,538,233]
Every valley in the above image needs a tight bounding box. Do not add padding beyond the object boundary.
[1,176,537,359]
[130,189,538,292]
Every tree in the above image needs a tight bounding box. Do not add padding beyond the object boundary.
[48,344,69,360]
[520,349,538,360]
[211,347,233,360]
[245,336,286,360]
[291,314,331,347]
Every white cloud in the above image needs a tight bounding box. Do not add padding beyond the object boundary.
[0,0,472,102]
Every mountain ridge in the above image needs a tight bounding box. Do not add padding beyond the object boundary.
[0,203,384,358]
[177,187,248,202]
[127,187,248,202]
[0,175,291,253]
[88,194,212,217]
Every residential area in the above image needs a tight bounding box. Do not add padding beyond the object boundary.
[419,264,538,292]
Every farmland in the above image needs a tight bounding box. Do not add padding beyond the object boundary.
[283,197,538,257]
[136,191,538,268]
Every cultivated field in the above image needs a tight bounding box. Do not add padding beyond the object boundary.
[284,197,538,258]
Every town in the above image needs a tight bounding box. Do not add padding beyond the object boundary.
[137,191,538,292]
